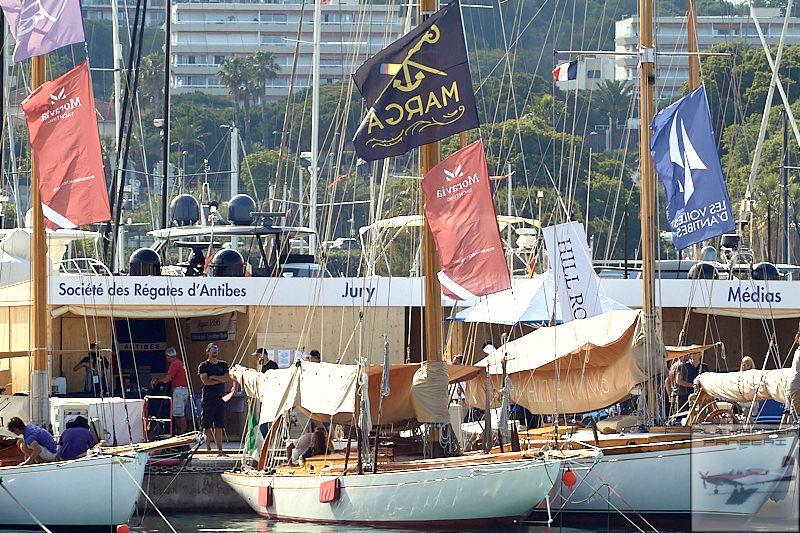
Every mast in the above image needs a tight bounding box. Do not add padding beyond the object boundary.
[420,0,443,364]
[783,110,789,263]
[30,56,48,425]
[161,0,172,229]
[309,0,321,255]
[638,0,659,378]
[111,0,124,269]
[687,0,700,90]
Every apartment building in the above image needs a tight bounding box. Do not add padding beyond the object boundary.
[615,8,800,99]
[170,0,404,100]
[82,0,167,26]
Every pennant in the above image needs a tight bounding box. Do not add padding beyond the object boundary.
[352,0,478,161]
[421,139,510,300]
[0,0,85,62]
[552,60,578,81]
[650,85,735,250]
[541,221,602,322]
[22,61,111,229]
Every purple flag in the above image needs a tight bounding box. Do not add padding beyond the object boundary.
[0,0,85,62]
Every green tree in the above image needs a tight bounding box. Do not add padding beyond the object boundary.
[219,56,255,144]
[251,51,281,147]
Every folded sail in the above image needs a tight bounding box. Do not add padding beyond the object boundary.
[466,309,647,414]
[695,369,792,404]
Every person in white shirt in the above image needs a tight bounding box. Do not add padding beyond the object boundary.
[789,335,800,420]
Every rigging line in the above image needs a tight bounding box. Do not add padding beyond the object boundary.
[745,0,794,202]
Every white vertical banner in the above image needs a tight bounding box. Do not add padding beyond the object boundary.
[542,221,602,322]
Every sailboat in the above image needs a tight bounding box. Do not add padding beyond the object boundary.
[460,0,799,524]
[219,0,595,525]
[0,6,200,529]
[221,361,572,526]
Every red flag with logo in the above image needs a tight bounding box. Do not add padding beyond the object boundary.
[22,61,110,229]
[422,139,511,300]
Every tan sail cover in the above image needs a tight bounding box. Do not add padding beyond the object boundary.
[695,369,792,404]
[231,362,483,426]
[466,309,647,414]
[230,362,359,424]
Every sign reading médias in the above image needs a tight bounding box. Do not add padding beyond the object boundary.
[351,0,478,161]
[542,221,602,322]
[649,85,735,250]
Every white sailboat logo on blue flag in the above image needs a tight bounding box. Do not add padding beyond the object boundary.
[650,85,735,250]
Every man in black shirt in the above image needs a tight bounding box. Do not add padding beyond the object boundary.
[198,343,229,454]
[675,352,701,412]
[73,342,110,396]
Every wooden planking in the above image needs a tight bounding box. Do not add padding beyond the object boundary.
[249,306,405,365]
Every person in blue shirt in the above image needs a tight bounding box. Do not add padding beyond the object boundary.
[6,416,57,465]
[57,416,96,460]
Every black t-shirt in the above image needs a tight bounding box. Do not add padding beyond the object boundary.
[260,360,278,372]
[198,359,229,401]
[677,361,700,396]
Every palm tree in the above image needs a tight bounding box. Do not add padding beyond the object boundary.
[251,51,281,147]
[593,79,633,124]
[218,56,254,143]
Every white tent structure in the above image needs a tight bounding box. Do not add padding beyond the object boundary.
[454,270,628,325]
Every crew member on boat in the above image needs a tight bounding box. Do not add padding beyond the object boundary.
[57,416,96,460]
[675,352,702,412]
[285,426,332,466]
[6,417,57,465]
[254,347,278,372]
[790,335,800,420]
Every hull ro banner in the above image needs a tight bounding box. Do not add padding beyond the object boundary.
[352,0,478,161]
[0,0,85,62]
[542,221,602,322]
[650,85,735,250]
[22,61,111,229]
[421,139,510,300]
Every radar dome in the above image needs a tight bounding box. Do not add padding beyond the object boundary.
[228,194,256,225]
[170,194,200,226]
[208,248,245,277]
[129,248,161,276]
[688,262,717,280]
[752,262,779,281]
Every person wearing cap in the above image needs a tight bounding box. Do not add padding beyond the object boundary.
[254,347,278,372]
[73,342,110,396]
[153,347,190,434]
[198,343,230,453]
[308,349,321,363]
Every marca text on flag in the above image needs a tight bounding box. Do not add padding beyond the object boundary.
[352,0,478,160]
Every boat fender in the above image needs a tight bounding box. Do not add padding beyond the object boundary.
[116,526,129,533]
[258,484,273,507]
[562,469,577,492]
[319,478,341,503]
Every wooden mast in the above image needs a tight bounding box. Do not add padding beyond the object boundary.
[687,0,700,90]
[638,0,659,397]
[30,55,49,425]
[420,0,442,364]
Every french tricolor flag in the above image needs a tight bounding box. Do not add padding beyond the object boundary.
[552,60,578,82]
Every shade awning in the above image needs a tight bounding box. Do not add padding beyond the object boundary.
[359,214,535,236]
[466,309,648,414]
[52,304,246,318]
[696,369,791,404]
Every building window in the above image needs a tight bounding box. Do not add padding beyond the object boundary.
[261,35,285,45]
[214,55,226,65]
[587,69,601,79]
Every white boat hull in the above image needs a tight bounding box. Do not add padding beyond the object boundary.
[0,452,147,527]
[222,454,562,526]
[550,430,798,518]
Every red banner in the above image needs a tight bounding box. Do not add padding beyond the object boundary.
[22,61,110,229]
[422,139,511,300]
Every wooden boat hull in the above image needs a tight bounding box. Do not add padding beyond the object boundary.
[0,452,147,527]
[222,454,562,525]
[548,430,797,518]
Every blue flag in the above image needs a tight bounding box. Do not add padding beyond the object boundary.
[650,85,735,250]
